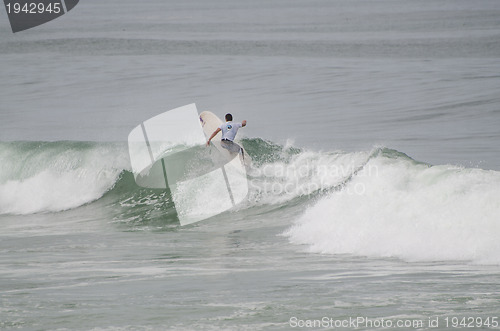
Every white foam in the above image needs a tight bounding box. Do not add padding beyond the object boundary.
[285,155,500,264]
[0,143,130,215]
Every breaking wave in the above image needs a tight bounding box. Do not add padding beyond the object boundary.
[284,149,500,264]
[1,140,499,264]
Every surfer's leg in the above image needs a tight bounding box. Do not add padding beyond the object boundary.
[230,142,241,154]
[221,140,243,155]
[220,140,231,151]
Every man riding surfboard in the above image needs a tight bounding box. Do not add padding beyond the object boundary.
[206,113,247,155]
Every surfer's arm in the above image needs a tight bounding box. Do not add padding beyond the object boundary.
[206,128,221,146]
[242,120,247,127]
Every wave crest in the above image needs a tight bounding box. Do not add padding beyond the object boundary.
[0,141,130,215]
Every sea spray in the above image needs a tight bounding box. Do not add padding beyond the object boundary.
[246,145,375,205]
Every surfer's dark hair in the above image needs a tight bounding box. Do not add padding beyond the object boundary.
[225,113,233,121]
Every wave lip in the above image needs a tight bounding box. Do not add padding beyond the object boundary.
[284,151,500,265]
[0,141,129,215]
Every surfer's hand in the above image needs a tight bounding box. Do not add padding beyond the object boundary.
[206,141,210,147]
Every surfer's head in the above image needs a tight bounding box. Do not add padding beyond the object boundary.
[225,113,233,121]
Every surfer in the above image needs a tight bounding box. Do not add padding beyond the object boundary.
[206,113,247,155]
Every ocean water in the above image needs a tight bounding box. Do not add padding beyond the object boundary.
[1,0,500,330]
